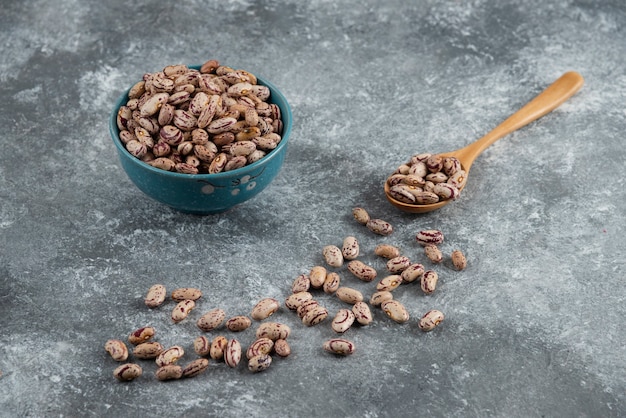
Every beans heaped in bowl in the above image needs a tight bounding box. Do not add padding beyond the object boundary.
[110,59,292,214]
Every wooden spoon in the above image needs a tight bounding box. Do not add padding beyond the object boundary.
[384,71,585,213]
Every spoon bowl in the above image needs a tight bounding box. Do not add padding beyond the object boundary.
[385,71,585,213]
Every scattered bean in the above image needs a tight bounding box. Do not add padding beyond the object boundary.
[155,364,183,381]
[309,266,327,289]
[381,300,410,324]
[322,272,341,294]
[336,287,364,305]
[291,273,311,293]
[301,305,329,326]
[424,244,443,263]
[113,363,142,381]
[421,270,439,294]
[105,339,129,362]
[224,339,242,368]
[133,342,164,359]
[248,354,272,373]
[366,218,393,236]
[347,260,377,282]
[369,291,393,307]
[144,284,166,308]
[376,275,403,292]
[128,326,155,345]
[171,287,203,301]
[341,236,360,260]
[210,336,228,361]
[197,308,226,332]
[323,339,355,356]
[273,339,291,357]
[246,338,274,359]
[451,250,467,270]
[401,263,425,283]
[352,301,373,325]
[416,229,444,246]
[256,322,291,341]
[225,315,252,332]
[171,299,195,323]
[156,345,184,367]
[386,256,411,273]
[285,291,313,310]
[352,207,370,225]
[193,336,211,357]
[331,309,356,333]
[182,358,210,378]
[251,298,280,320]
[374,244,400,259]
[322,245,344,268]
[418,310,445,331]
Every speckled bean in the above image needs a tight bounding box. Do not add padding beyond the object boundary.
[113,363,142,381]
[376,275,403,292]
[366,218,393,236]
[285,291,313,310]
[105,339,129,362]
[352,207,370,225]
[128,326,155,345]
[323,339,355,356]
[421,270,439,294]
[133,341,164,359]
[291,273,311,293]
[171,287,203,301]
[145,284,167,308]
[381,300,410,324]
[416,229,444,246]
[193,336,211,357]
[352,301,373,325]
[341,236,360,260]
[248,354,272,373]
[302,305,329,326]
[246,338,274,360]
[322,245,344,268]
[386,256,411,273]
[347,260,377,282]
[418,310,445,331]
[156,345,184,367]
[155,364,183,381]
[336,287,364,305]
[225,315,252,332]
[171,299,195,323]
[424,245,443,263]
[309,266,327,289]
[401,263,425,283]
[255,322,291,341]
[182,358,209,378]
[196,308,227,332]
[210,336,228,361]
[331,308,355,333]
[451,250,467,270]
[370,291,393,307]
[224,339,242,368]
[251,298,280,320]
[374,244,401,259]
[323,272,341,294]
[273,339,291,357]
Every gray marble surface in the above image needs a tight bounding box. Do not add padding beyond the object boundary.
[1,0,625,417]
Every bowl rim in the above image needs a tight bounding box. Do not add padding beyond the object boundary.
[109,65,293,180]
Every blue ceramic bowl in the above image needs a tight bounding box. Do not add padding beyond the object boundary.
[109,67,292,214]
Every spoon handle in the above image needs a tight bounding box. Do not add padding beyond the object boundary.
[457,71,584,170]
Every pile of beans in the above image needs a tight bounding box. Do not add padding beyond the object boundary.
[115,59,284,174]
